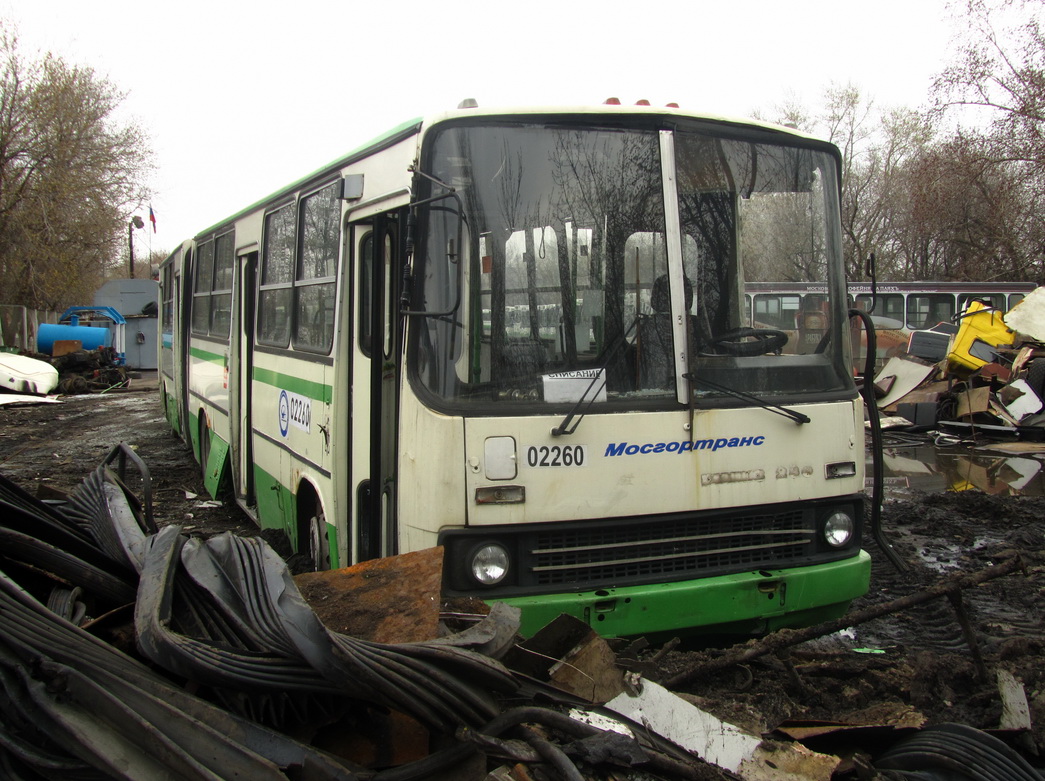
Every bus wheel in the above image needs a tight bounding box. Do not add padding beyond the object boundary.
[198,416,210,481]
[307,510,331,571]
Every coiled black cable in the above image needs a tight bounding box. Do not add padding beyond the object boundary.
[876,722,1043,780]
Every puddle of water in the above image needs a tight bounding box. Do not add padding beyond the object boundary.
[915,541,964,570]
[866,439,1045,497]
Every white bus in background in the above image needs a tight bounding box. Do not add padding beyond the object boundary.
[746,280,1034,332]
[745,280,1037,365]
[159,101,870,638]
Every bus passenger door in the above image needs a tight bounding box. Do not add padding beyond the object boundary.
[177,252,192,448]
[229,248,257,507]
[350,212,402,561]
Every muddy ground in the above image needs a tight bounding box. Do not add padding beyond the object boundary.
[0,373,251,538]
[1,376,1043,775]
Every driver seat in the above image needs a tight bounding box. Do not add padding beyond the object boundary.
[636,275,692,389]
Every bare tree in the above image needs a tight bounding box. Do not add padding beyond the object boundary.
[930,0,1045,281]
[761,85,936,280]
[934,0,1045,170]
[0,25,152,310]
[890,136,1037,280]
[750,3,1045,285]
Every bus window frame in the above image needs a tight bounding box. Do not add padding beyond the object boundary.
[258,201,296,349]
[958,292,1005,312]
[358,231,374,358]
[291,180,340,355]
[188,231,235,341]
[906,293,955,330]
[209,231,235,339]
[191,238,215,336]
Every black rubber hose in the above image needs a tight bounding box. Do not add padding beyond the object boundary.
[849,308,908,573]
[875,722,1042,780]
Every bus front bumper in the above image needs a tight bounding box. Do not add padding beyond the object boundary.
[497,551,871,639]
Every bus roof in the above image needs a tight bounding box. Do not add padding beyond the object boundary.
[192,116,423,239]
[420,101,826,142]
[190,102,832,241]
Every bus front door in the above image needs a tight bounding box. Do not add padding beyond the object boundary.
[230,248,257,507]
[351,212,403,562]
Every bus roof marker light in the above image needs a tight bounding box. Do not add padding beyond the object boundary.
[604,97,621,105]
[636,99,651,106]
[458,98,479,109]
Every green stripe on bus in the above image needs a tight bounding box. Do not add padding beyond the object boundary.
[253,367,332,403]
[252,462,340,569]
[189,346,224,364]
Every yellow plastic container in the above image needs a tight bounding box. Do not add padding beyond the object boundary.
[946,300,1015,375]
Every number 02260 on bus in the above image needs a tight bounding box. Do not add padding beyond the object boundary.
[159,100,871,638]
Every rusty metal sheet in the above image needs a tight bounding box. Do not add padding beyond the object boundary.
[294,547,444,643]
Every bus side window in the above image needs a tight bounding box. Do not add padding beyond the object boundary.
[959,292,1004,312]
[359,233,373,357]
[907,294,954,330]
[161,264,174,332]
[192,240,214,334]
[882,294,904,323]
[294,181,339,354]
[753,294,800,329]
[856,293,904,325]
[258,203,295,348]
[210,232,234,338]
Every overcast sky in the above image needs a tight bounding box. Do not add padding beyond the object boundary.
[5,0,961,256]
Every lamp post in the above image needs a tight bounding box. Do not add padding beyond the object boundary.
[128,215,145,278]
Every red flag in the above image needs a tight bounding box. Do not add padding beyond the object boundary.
[149,205,157,232]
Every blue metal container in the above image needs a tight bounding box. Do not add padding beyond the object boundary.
[37,322,111,354]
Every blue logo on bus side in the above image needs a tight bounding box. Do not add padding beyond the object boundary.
[278,390,290,437]
[603,435,765,456]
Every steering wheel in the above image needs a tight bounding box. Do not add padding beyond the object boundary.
[704,328,788,357]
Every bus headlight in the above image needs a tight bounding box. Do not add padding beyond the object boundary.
[469,542,510,586]
[823,511,855,547]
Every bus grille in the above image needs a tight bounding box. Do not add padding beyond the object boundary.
[530,509,813,587]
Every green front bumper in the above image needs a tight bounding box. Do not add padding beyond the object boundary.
[498,551,871,638]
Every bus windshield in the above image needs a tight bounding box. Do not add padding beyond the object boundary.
[412,120,855,411]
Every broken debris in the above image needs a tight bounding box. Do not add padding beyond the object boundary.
[0,352,59,395]
[1,442,1042,780]
[872,288,1045,441]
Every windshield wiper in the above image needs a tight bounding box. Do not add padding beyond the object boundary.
[684,373,810,425]
[551,372,608,436]
[551,317,642,436]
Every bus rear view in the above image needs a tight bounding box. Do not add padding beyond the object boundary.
[408,110,870,637]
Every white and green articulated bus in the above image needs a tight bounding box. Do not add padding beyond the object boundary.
[158,100,871,638]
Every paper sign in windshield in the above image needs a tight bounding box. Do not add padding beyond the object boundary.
[542,368,607,404]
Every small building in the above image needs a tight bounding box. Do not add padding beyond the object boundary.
[94,279,159,370]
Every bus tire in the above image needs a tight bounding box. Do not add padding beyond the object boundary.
[198,414,210,481]
[307,510,331,571]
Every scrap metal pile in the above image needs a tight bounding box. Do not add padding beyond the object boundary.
[0,348,127,403]
[45,346,129,394]
[0,445,722,781]
[873,287,1045,439]
[2,445,1041,780]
